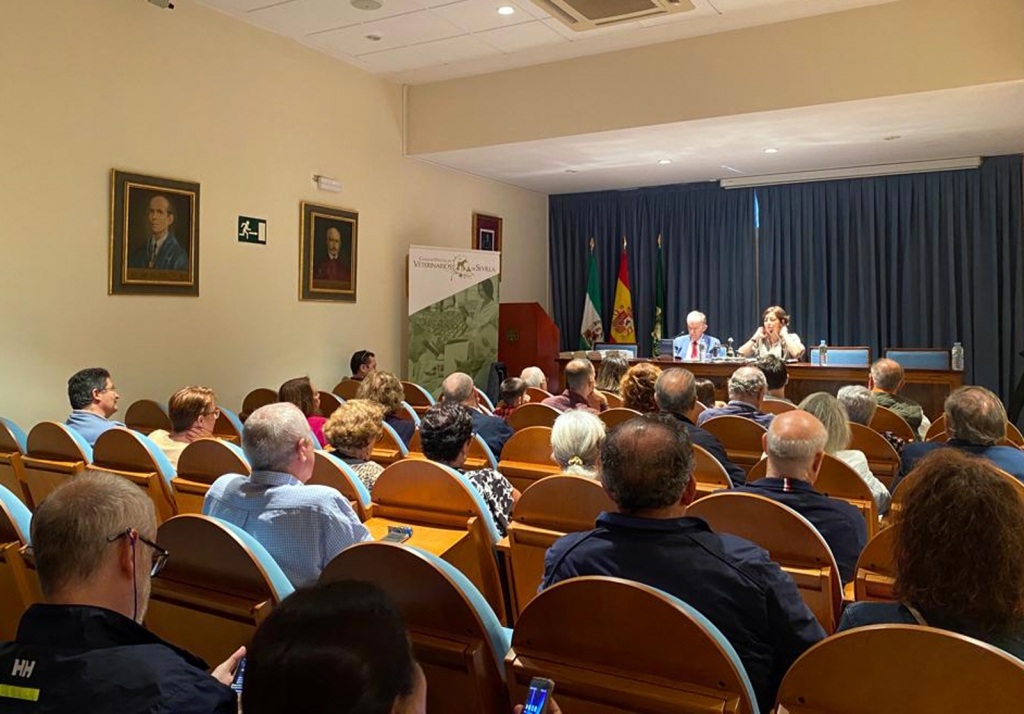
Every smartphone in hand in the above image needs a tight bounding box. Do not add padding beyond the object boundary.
[521,677,554,714]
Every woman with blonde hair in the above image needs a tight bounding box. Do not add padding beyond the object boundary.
[551,410,606,479]
[355,370,414,447]
[148,386,220,468]
[595,353,629,394]
[323,399,387,490]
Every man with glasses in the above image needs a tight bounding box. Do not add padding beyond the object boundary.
[64,367,124,446]
[147,385,223,468]
[0,472,242,712]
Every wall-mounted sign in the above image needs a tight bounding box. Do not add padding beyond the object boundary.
[238,216,266,244]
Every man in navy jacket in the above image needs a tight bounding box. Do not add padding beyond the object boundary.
[441,371,513,458]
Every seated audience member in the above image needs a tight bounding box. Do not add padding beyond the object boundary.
[696,366,774,428]
[419,403,518,535]
[494,377,528,420]
[542,359,608,414]
[695,378,717,409]
[733,411,867,583]
[519,366,548,391]
[279,376,329,448]
[551,410,606,479]
[655,368,745,486]
[838,450,1024,659]
[869,358,931,440]
[349,349,376,381]
[620,363,660,414]
[837,385,877,426]
[798,392,891,513]
[356,370,415,447]
[441,372,514,457]
[148,386,220,468]
[595,353,629,393]
[758,355,793,405]
[323,399,386,490]
[203,403,371,587]
[0,472,241,713]
[895,386,1024,489]
[64,367,124,446]
[542,414,824,711]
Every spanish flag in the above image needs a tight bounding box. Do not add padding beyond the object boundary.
[610,238,636,344]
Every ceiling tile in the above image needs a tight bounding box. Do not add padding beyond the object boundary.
[475,20,565,52]
[305,10,464,54]
[431,0,536,33]
[247,0,428,36]
[358,34,496,72]
[200,0,283,13]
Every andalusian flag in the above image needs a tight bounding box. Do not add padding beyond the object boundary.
[579,240,604,349]
[610,238,636,344]
[651,235,665,356]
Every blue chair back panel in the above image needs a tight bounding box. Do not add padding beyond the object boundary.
[0,483,32,544]
[810,347,870,366]
[885,349,950,370]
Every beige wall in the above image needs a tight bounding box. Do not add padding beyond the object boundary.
[0,0,548,429]
[407,0,1024,153]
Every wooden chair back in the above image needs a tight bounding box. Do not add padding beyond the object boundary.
[371,422,408,467]
[212,406,243,443]
[172,438,251,514]
[701,416,768,475]
[147,514,293,667]
[506,475,613,617]
[692,400,707,417]
[927,431,1020,449]
[401,382,436,416]
[848,423,901,490]
[525,387,552,403]
[776,625,1024,713]
[239,388,277,422]
[761,399,797,415]
[322,542,510,714]
[508,577,759,714]
[496,426,560,493]
[318,391,344,418]
[370,460,506,624]
[813,454,879,537]
[124,399,172,435]
[507,403,560,431]
[332,379,362,400]
[854,526,895,602]
[406,430,495,470]
[925,414,946,441]
[869,404,916,442]
[308,451,373,521]
[0,484,33,640]
[599,390,624,408]
[0,417,31,508]
[599,407,643,430]
[691,443,733,498]
[926,414,1024,448]
[475,388,495,413]
[21,422,91,508]
[396,401,420,424]
[89,428,178,524]
[687,492,843,633]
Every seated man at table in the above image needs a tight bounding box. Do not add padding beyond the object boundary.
[64,367,124,446]
[696,366,774,429]
[542,359,608,413]
[203,402,371,587]
[542,414,824,711]
[672,310,721,361]
[869,358,931,440]
[732,411,867,583]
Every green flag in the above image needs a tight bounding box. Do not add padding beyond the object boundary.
[580,242,604,349]
[651,235,665,356]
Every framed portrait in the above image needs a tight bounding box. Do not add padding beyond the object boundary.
[109,170,200,296]
[472,213,502,253]
[300,201,358,303]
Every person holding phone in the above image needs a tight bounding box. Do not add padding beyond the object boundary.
[738,306,805,360]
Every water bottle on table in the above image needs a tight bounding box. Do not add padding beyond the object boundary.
[951,342,964,371]
[818,339,828,366]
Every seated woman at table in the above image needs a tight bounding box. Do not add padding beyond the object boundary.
[738,306,805,360]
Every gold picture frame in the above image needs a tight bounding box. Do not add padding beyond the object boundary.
[300,201,358,303]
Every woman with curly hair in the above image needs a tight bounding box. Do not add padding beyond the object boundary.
[595,353,629,394]
[620,363,660,414]
[355,370,414,447]
[837,449,1024,657]
[322,399,387,490]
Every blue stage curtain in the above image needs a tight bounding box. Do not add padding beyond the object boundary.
[757,154,1023,410]
[549,183,757,356]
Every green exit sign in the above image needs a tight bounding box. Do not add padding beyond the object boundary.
[238,216,266,244]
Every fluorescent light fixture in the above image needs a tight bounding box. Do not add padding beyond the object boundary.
[658,159,672,165]
[497,5,515,14]
[763,148,779,154]
[720,157,982,189]
[314,175,343,192]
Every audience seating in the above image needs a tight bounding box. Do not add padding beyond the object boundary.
[848,423,901,490]
[599,407,643,430]
[760,399,797,415]
[924,416,945,441]
[925,413,1024,447]
[692,400,707,416]
[505,475,613,617]
[367,459,507,624]
[172,438,251,514]
[869,404,916,442]
[405,429,496,469]
[146,514,294,667]
[687,492,843,633]
[525,387,552,403]
[884,348,951,371]
[239,388,276,422]
[332,379,362,400]
[322,542,511,714]
[701,416,768,475]
[599,390,624,408]
[775,625,1024,713]
[475,388,496,413]
[371,422,409,467]
[809,346,871,366]
[212,406,244,443]
[495,426,560,493]
[0,417,30,508]
[927,431,1020,448]
[0,483,32,640]
[124,399,172,435]
[853,525,895,602]
[308,451,373,521]
[691,443,733,498]
[89,428,178,524]
[507,576,759,714]
[506,403,560,431]
[397,401,421,424]
[318,391,344,417]
[20,422,92,509]
[401,381,436,416]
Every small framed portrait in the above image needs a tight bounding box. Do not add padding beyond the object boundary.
[109,169,200,296]
[300,201,358,302]
[472,212,503,253]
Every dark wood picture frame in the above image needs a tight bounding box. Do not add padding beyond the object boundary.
[300,201,358,303]
[472,212,503,253]
[109,169,200,296]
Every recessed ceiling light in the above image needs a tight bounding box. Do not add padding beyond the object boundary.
[764,148,779,154]
[351,0,382,10]
[658,159,672,165]
[497,5,515,14]
[884,135,902,141]
[365,33,383,41]
[564,169,578,174]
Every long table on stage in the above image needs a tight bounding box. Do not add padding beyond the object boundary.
[555,356,962,419]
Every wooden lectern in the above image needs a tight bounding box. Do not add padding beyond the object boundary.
[499,303,561,391]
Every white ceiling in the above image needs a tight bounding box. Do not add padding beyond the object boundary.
[197,0,897,84]
[415,81,1024,193]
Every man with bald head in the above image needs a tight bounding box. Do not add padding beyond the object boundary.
[541,359,608,414]
[673,310,721,361]
[542,414,823,711]
[869,358,931,439]
[696,365,774,428]
[733,411,867,582]
[519,366,548,391]
[441,371,513,457]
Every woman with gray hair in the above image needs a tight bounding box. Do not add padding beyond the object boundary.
[799,392,891,513]
[837,385,878,426]
[551,410,606,479]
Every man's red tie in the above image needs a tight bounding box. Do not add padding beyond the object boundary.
[691,342,698,359]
